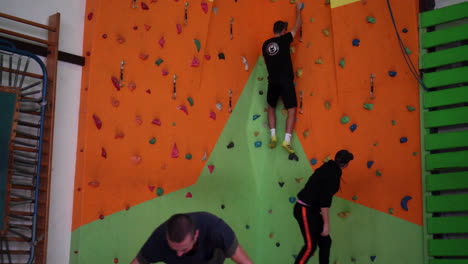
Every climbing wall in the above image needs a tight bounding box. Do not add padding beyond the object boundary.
[71,0,423,263]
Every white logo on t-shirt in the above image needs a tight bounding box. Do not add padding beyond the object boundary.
[267,42,279,56]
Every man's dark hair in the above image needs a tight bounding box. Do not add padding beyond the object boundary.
[273,21,288,34]
[335,150,354,166]
[166,214,195,243]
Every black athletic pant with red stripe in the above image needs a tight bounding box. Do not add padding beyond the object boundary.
[293,203,332,264]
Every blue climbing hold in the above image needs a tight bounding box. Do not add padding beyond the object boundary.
[293,82,296,87]
[350,124,357,132]
[352,39,360,47]
[367,161,374,169]
[253,115,260,121]
[401,195,412,211]
[293,255,298,259]
[301,3,305,10]
[289,197,296,204]
[400,137,408,143]
[310,158,317,165]
[389,71,397,77]
[402,28,408,33]
[255,141,262,148]
[371,255,376,262]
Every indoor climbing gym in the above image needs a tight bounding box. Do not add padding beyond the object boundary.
[1,0,467,263]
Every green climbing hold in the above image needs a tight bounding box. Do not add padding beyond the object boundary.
[325,101,330,110]
[296,68,303,78]
[185,154,192,160]
[376,170,382,177]
[389,208,394,214]
[315,58,323,64]
[290,0,297,3]
[172,122,176,126]
[339,58,345,68]
[310,18,315,23]
[363,103,373,110]
[149,137,156,144]
[340,116,350,124]
[307,42,312,48]
[352,195,358,201]
[310,92,314,96]
[156,187,164,196]
[367,16,376,24]
[303,129,309,138]
[413,152,418,156]
[188,97,194,106]
[155,58,164,66]
[392,120,396,126]
[322,28,330,37]
[194,39,201,52]
[407,105,416,112]
[405,47,412,55]
[374,142,378,146]
[325,0,330,4]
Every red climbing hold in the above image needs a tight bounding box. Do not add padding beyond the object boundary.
[178,105,188,115]
[88,181,100,187]
[208,165,214,174]
[99,214,105,220]
[201,1,208,14]
[128,82,136,91]
[87,12,93,21]
[125,205,130,211]
[74,251,78,254]
[176,24,182,34]
[152,119,161,126]
[171,143,179,158]
[146,89,151,94]
[191,57,200,67]
[111,76,120,91]
[135,116,143,125]
[185,192,192,198]
[159,36,165,48]
[117,37,125,44]
[131,155,142,165]
[115,132,124,139]
[111,98,120,107]
[139,53,149,60]
[133,26,138,30]
[141,2,149,10]
[148,186,155,192]
[86,51,91,56]
[144,24,151,31]
[209,112,216,120]
[92,114,102,129]
[101,147,107,159]
[114,258,119,264]
[162,69,169,76]
[204,55,211,60]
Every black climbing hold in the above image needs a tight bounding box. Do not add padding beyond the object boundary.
[221,204,225,209]
[276,242,280,247]
[259,90,263,95]
[402,28,408,33]
[278,182,285,187]
[227,142,234,149]
[218,53,225,60]
[288,153,299,162]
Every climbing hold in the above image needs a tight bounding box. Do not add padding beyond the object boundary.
[87,12,93,21]
[99,214,105,220]
[289,153,299,162]
[146,89,151,94]
[339,58,345,68]
[131,155,142,165]
[216,102,222,111]
[209,112,216,120]
[255,141,262,148]
[402,28,408,33]
[114,258,119,264]
[290,46,295,54]
[194,39,201,52]
[135,115,143,126]
[340,116,350,124]
[111,76,120,91]
[371,256,376,262]
[187,97,194,107]
[376,170,382,176]
[152,119,161,126]
[161,69,169,76]
[93,114,102,130]
[201,1,208,13]
[295,177,304,183]
[212,7,218,15]
[208,165,214,174]
[125,205,130,211]
[178,105,188,115]
[307,42,312,48]
[400,137,408,143]
[352,195,358,201]
[133,25,138,30]
[389,71,397,77]
[185,154,192,160]
[324,101,331,110]
[367,161,374,168]
[352,39,360,47]
[389,208,394,214]
[367,16,376,23]
[227,142,234,149]
[221,204,225,209]
[401,195,412,211]
[139,53,149,61]
[117,37,125,44]
[88,181,100,188]
[115,132,124,139]
[407,105,416,112]
[322,28,330,36]
[171,143,179,158]
[315,58,323,64]
[257,77,264,81]
[310,18,315,23]
[148,186,155,192]
[289,197,297,204]
[128,82,136,91]
[268,209,273,214]
[259,91,263,95]
[245,225,250,229]
[337,211,351,219]
[301,2,305,9]
[159,36,165,48]
[405,47,412,55]
[101,148,107,159]
[296,68,303,78]
[144,24,151,31]
[141,2,149,10]
[185,192,192,198]
[155,58,164,66]
[149,137,156,145]
[303,129,309,138]
[202,151,207,161]
[413,152,418,156]
[276,242,280,247]
[310,158,317,165]
[278,182,285,187]
[281,108,288,117]
[350,124,357,132]
[269,233,274,239]
[253,114,260,120]
[363,103,373,110]
[204,55,211,60]
[323,155,331,162]
[176,24,182,34]
[390,120,396,126]
[102,34,107,39]
[191,57,200,67]
[218,53,225,60]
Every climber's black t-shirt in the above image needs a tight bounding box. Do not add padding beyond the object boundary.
[297,161,342,213]
[262,32,294,82]
[137,212,238,264]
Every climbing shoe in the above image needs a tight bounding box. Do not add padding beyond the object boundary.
[282,141,295,154]
[269,135,277,149]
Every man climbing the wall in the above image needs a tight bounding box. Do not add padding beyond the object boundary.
[262,1,303,154]
[293,150,354,264]
[130,212,253,264]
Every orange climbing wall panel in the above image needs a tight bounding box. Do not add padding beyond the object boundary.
[74,0,422,230]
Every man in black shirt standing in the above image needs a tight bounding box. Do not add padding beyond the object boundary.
[262,2,303,154]
[131,212,253,264]
[293,150,354,264]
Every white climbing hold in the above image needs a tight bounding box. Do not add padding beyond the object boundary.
[216,102,222,111]
[242,56,249,71]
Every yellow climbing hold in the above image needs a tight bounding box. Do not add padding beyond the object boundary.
[323,155,331,162]
[322,28,330,36]
[337,211,351,218]
[296,68,303,78]
[315,58,323,64]
[282,108,288,117]
[290,46,295,54]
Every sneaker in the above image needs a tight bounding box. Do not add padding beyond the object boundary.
[282,140,295,154]
[269,135,277,149]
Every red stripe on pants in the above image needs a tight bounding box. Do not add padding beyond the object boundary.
[299,206,313,264]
